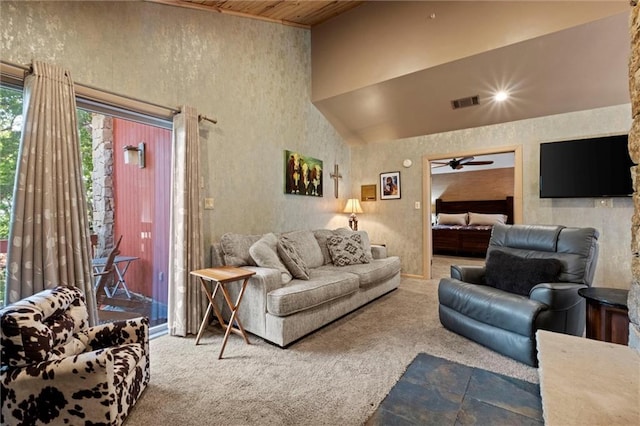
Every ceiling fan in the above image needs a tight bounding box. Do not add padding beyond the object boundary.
[431,156,494,170]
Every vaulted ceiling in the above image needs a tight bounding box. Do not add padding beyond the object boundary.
[148,1,632,145]
[145,0,365,27]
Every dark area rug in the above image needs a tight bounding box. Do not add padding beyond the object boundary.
[366,353,543,425]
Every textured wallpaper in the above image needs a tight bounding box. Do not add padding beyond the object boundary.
[0,1,351,256]
[351,104,633,287]
[1,2,633,285]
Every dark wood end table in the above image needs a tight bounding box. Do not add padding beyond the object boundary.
[578,287,629,345]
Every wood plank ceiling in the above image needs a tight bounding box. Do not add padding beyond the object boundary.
[146,0,365,28]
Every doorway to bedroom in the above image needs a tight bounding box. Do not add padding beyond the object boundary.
[422,146,523,279]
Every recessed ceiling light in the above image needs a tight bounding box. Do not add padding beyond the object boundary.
[494,91,509,102]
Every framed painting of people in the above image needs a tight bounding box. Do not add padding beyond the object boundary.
[284,150,323,197]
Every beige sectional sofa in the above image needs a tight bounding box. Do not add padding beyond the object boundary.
[210,228,401,347]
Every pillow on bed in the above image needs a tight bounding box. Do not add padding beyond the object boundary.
[468,212,507,226]
[436,213,468,226]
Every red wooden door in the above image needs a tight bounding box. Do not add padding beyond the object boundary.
[113,119,171,308]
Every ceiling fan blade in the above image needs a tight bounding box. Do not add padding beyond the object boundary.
[431,163,449,168]
[465,160,494,166]
[458,156,475,165]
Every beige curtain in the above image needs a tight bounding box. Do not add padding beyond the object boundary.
[5,61,97,324]
[168,105,205,336]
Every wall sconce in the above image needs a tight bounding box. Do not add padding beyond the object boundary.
[123,142,145,168]
[343,198,363,230]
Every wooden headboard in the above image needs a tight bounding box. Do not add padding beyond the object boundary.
[435,196,514,224]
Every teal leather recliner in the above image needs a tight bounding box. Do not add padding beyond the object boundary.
[438,223,599,366]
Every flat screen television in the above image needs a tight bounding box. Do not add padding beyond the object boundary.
[539,134,634,198]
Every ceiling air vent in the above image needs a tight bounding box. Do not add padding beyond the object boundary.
[451,95,480,110]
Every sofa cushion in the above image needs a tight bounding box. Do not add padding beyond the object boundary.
[485,250,563,296]
[313,229,335,265]
[220,233,262,266]
[319,257,401,287]
[327,234,370,266]
[249,233,292,284]
[281,230,325,268]
[50,329,89,359]
[267,269,359,316]
[277,235,310,280]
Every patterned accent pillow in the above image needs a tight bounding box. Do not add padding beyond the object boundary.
[277,235,310,280]
[333,228,374,261]
[327,234,370,266]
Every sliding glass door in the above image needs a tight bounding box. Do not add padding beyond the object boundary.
[1,84,171,332]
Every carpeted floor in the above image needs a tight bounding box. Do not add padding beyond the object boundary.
[126,256,537,426]
[367,353,542,425]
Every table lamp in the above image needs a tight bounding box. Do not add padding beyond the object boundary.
[343,198,363,230]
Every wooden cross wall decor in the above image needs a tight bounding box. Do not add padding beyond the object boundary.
[329,164,342,198]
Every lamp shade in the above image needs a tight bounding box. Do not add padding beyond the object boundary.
[343,198,363,214]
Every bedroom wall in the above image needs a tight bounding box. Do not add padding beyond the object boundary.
[351,104,633,288]
[431,168,514,203]
[0,1,350,252]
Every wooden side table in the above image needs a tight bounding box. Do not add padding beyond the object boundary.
[578,287,630,345]
[190,266,256,359]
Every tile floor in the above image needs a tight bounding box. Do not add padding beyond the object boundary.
[366,353,543,425]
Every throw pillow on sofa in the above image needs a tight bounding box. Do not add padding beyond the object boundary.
[327,234,370,266]
[313,229,335,265]
[333,228,374,260]
[484,250,563,296]
[221,233,262,266]
[249,233,292,284]
[281,230,325,268]
[277,235,310,280]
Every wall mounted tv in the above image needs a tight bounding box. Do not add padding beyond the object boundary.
[539,134,634,198]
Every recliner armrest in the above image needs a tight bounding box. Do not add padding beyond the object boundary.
[529,282,587,310]
[530,282,588,335]
[450,265,485,284]
[439,278,547,336]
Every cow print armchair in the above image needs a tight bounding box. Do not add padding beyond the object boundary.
[0,286,150,425]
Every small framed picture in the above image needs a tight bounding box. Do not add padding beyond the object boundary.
[361,184,377,202]
[380,171,401,200]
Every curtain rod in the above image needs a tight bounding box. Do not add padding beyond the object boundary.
[1,60,217,124]
[198,115,217,125]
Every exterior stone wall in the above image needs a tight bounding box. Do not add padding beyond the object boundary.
[629,2,640,352]
[91,115,115,256]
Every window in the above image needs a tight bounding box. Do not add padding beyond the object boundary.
[1,82,172,334]
[0,86,22,306]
